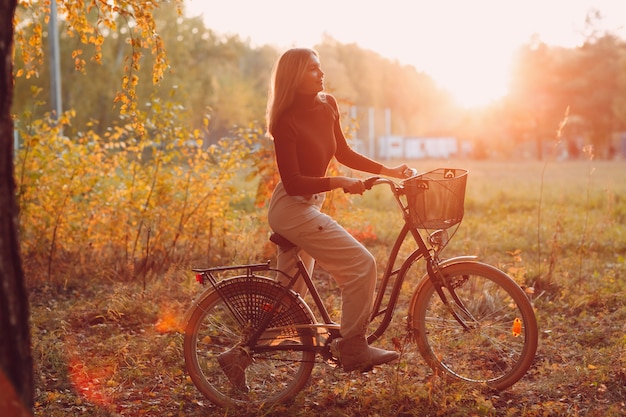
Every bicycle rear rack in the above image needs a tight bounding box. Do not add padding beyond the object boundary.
[193,261,271,285]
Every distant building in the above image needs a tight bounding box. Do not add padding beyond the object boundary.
[378,136,459,159]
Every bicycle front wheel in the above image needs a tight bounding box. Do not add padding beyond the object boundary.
[410,261,538,390]
[184,276,316,408]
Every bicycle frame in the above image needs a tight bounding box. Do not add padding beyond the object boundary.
[368,178,479,340]
[193,176,476,350]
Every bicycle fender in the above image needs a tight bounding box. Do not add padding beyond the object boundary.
[183,285,223,326]
[408,257,479,324]
[437,255,478,267]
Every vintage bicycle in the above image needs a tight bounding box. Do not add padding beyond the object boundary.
[183,168,538,408]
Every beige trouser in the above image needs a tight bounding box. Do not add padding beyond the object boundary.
[268,182,377,339]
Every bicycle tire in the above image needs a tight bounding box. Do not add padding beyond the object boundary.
[410,261,538,390]
[183,275,317,408]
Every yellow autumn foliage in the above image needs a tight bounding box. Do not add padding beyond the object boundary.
[14,94,263,284]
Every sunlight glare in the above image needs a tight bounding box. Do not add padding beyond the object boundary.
[155,304,184,333]
[402,6,517,110]
[67,356,113,406]
[433,58,511,109]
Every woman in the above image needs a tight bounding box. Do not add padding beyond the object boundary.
[219,48,410,390]
[267,48,411,370]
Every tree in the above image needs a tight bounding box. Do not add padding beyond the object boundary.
[574,35,622,155]
[2,1,181,413]
[12,4,274,143]
[0,0,33,414]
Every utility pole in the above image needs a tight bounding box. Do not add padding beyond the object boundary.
[385,108,391,137]
[49,0,62,120]
[368,107,375,159]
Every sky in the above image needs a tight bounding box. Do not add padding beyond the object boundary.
[184,0,626,108]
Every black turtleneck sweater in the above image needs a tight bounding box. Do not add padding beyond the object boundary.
[272,93,383,196]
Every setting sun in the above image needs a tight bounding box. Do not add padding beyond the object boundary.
[425,52,512,109]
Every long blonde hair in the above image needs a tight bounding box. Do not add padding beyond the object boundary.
[266,48,319,138]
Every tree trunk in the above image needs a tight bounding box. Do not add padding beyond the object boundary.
[0,0,34,415]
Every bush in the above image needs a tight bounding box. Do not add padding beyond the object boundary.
[15,98,261,286]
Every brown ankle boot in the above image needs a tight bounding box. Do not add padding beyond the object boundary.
[217,346,252,392]
[330,336,399,372]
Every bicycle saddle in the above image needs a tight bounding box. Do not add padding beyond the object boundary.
[270,232,297,251]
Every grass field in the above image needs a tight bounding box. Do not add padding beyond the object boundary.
[30,159,626,416]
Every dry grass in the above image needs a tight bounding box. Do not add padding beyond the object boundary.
[31,159,626,416]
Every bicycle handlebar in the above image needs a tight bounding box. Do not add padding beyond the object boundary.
[367,167,418,190]
[346,168,419,194]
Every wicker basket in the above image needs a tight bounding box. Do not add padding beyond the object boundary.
[402,168,468,229]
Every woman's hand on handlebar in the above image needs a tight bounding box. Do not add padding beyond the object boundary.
[381,164,417,179]
[332,176,367,195]
[332,167,416,194]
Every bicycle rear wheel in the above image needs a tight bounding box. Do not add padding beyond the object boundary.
[184,276,316,408]
[410,261,538,390]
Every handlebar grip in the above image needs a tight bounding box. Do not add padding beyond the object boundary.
[343,176,380,194]
[364,176,380,190]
